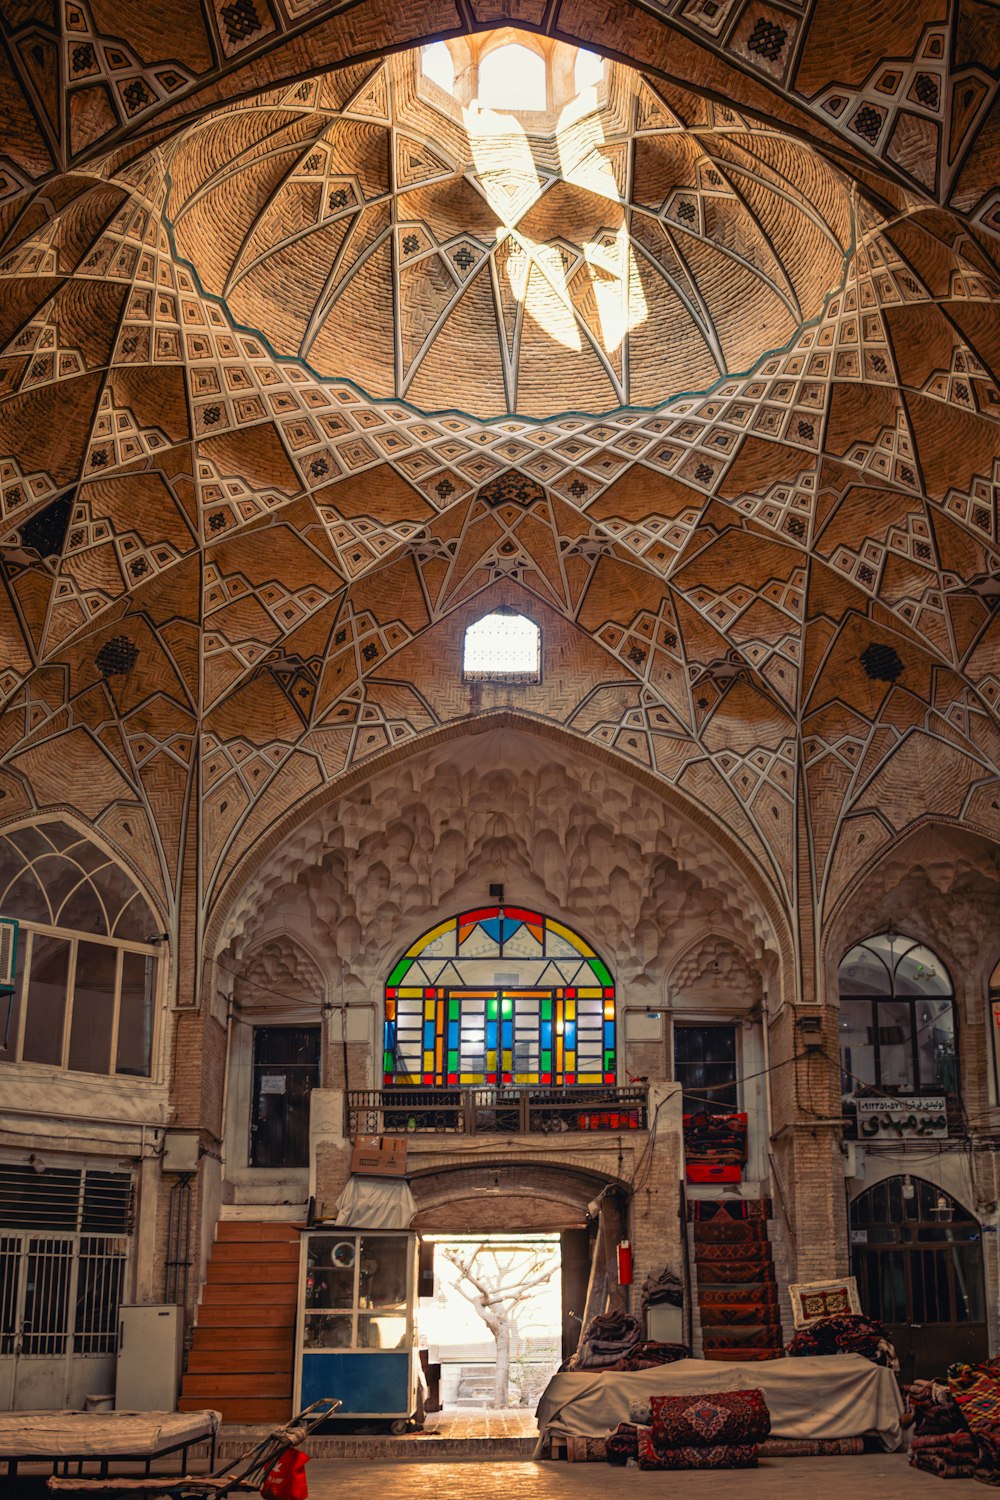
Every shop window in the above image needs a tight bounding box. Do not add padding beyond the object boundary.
[383,907,615,1086]
[477,44,547,112]
[0,820,160,1077]
[463,610,540,681]
[838,933,956,1104]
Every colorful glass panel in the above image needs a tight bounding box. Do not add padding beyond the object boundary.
[383,908,616,1087]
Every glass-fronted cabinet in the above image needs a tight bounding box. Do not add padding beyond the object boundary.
[295,1229,420,1419]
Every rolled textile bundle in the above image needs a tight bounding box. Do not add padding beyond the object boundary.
[606,1422,640,1466]
[911,1433,977,1455]
[974,1433,1000,1487]
[607,1341,691,1372]
[641,1267,683,1309]
[572,1309,642,1369]
[637,1429,758,1471]
[650,1388,771,1450]
[911,1451,975,1480]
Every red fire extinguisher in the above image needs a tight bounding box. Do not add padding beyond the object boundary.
[617,1239,633,1286]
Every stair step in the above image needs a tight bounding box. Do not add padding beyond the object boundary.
[211,1241,299,1263]
[186,1349,294,1375]
[201,1282,297,1306]
[195,1304,295,1328]
[182,1372,292,1399]
[190,1327,294,1352]
[216,1222,302,1242]
[205,1259,299,1284]
[179,1398,292,1423]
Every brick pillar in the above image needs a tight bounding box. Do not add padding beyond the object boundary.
[629,1082,683,1326]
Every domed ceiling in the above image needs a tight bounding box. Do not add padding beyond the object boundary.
[0,2,997,964]
[165,52,852,417]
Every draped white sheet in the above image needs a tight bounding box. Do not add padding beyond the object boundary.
[535,1355,903,1455]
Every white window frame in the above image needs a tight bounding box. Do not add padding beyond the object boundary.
[2,920,161,1079]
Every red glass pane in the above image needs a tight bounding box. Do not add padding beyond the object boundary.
[447,1073,458,1084]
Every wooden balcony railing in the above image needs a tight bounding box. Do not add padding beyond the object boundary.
[345,1084,648,1137]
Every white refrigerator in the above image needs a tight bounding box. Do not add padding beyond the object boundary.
[116,1304,183,1410]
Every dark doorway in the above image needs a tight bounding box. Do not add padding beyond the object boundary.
[249,1025,320,1168]
[674,1023,739,1113]
[851,1176,988,1382]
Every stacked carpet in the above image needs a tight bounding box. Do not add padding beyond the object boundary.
[601,1388,771,1470]
[906,1360,1000,1485]
[690,1205,784,1360]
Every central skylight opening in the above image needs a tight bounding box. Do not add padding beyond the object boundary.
[419,32,606,119]
[463,611,540,681]
[478,43,547,112]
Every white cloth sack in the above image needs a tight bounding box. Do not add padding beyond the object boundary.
[333,1174,416,1228]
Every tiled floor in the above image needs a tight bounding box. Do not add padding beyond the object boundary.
[305,1454,972,1498]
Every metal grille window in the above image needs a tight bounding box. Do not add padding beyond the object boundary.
[0,1165,133,1362]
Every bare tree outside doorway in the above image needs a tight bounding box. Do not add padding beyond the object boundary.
[441,1241,559,1408]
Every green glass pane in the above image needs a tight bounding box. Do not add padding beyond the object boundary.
[541,1000,551,1019]
[591,959,613,986]
[488,998,498,1019]
[604,1050,615,1069]
[387,959,411,986]
[383,1050,394,1072]
[449,1000,459,1019]
[448,1050,458,1070]
[501,997,513,1017]
[541,1051,551,1069]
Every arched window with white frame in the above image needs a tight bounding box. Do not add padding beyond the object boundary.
[838,932,957,1132]
[0,820,162,1077]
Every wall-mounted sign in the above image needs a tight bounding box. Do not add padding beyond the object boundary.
[260,1073,286,1095]
[855,1096,947,1138]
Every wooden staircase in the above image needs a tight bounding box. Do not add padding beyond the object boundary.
[688,1200,785,1362]
[178,1222,299,1423]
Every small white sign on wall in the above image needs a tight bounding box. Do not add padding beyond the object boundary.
[260,1073,286,1095]
[625,1010,664,1041]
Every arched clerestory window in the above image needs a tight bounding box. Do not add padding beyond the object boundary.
[384,906,615,1086]
[477,43,548,112]
[0,820,161,1077]
[838,932,957,1119]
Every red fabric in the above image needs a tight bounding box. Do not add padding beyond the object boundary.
[262,1450,310,1500]
[650,1388,770,1449]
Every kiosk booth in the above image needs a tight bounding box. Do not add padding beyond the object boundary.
[294,1229,421,1424]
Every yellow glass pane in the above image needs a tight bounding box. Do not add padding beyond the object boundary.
[547,919,594,956]
[408,918,453,955]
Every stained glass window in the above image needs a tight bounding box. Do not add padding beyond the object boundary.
[384,907,615,1087]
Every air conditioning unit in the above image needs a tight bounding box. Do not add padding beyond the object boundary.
[0,919,18,990]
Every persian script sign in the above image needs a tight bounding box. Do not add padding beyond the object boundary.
[856,1096,947,1138]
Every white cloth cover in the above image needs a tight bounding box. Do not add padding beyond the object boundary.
[333,1174,416,1228]
[0,1409,220,1458]
[535,1354,903,1454]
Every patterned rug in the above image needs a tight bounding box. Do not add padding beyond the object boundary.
[700,1282,778,1306]
[701,1302,781,1327]
[694,1259,772,1284]
[701,1326,782,1350]
[651,1389,771,1449]
[759,1438,864,1457]
[637,1430,759,1470]
[688,1198,772,1221]
[693,1219,769,1244]
[694,1240,773,1264]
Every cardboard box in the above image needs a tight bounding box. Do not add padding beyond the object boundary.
[350,1135,408,1177]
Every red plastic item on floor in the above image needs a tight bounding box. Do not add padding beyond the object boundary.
[686,1162,742,1184]
[262,1450,310,1500]
[617,1239,633,1285]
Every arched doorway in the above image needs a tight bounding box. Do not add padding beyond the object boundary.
[850,1177,988,1381]
[383,906,615,1088]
